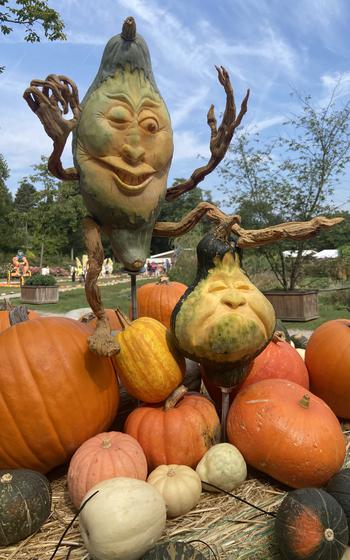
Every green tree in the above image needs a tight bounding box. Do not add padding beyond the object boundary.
[0,0,66,72]
[10,179,37,251]
[0,153,14,254]
[219,87,350,290]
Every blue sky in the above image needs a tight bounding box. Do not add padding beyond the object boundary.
[1,0,350,210]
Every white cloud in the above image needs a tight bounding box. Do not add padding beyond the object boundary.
[173,130,210,161]
[321,71,350,99]
[247,115,286,133]
[171,87,209,128]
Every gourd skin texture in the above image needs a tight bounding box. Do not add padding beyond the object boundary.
[124,393,221,470]
[326,468,350,541]
[275,488,348,560]
[196,443,247,492]
[79,477,166,560]
[305,319,350,418]
[147,464,202,518]
[136,281,187,329]
[227,379,346,488]
[112,317,185,403]
[0,317,119,473]
[173,251,275,365]
[0,469,51,546]
[67,431,148,509]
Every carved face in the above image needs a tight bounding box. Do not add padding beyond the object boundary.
[174,252,276,363]
[74,66,174,227]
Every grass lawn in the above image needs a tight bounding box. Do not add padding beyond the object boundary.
[284,304,349,331]
[9,278,155,315]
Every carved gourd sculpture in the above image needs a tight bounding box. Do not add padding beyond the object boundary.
[171,226,276,388]
[24,16,343,357]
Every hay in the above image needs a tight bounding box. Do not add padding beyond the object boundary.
[2,428,350,560]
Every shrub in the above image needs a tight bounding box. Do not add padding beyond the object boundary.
[24,274,57,286]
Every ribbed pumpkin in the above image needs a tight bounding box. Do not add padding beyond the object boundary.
[124,385,221,470]
[0,469,51,545]
[227,379,346,488]
[135,279,187,328]
[0,306,39,332]
[81,308,124,332]
[0,317,119,473]
[326,469,350,541]
[275,488,348,560]
[112,310,185,403]
[68,431,148,508]
[306,319,350,418]
[201,333,309,413]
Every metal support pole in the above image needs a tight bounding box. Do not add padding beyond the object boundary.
[129,272,138,321]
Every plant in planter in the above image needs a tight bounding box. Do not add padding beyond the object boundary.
[21,273,59,304]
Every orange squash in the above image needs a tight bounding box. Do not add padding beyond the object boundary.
[67,431,148,508]
[135,280,187,328]
[306,319,350,418]
[227,378,345,488]
[124,385,221,470]
[0,317,119,473]
[112,311,185,403]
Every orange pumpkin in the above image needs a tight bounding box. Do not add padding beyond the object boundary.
[67,431,148,508]
[305,319,350,418]
[81,308,123,332]
[201,335,309,413]
[135,280,187,328]
[124,385,221,470]
[227,378,345,488]
[112,312,185,403]
[0,317,119,473]
[0,307,39,332]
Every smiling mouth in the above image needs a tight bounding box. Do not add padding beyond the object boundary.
[96,156,156,195]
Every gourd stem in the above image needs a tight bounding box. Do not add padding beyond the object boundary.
[203,481,276,517]
[164,384,188,410]
[299,394,310,409]
[9,304,30,325]
[220,388,231,442]
[115,307,132,330]
[101,438,111,448]
[272,331,285,343]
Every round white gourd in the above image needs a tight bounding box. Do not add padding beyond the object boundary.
[196,443,247,492]
[79,477,166,560]
[147,464,202,518]
[296,347,305,360]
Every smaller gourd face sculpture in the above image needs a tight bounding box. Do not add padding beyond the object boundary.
[173,250,275,365]
[73,21,174,271]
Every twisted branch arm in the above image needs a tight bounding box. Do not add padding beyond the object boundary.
[165,66,249,202]
[23,74,81,181]
[153,202,343,246]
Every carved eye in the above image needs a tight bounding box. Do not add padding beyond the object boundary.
[107,106,131,125]
[139,117,159,133]
[207,281,228,293]
[234,282,251,291]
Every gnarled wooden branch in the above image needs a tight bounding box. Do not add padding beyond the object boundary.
[153,202,343,247]
[165,67,249,202]
[23,74,81,181]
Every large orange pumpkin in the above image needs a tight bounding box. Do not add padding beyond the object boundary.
[201,335,309,413]
[227,378,345,488]
[305,319,350,418]
[67,431,148,508]
[112,312,185,403]
[124,385,221,470]
[0,317,119,473]
[0,307,39,332]
[81,308,123,332]
[135,280,187,328]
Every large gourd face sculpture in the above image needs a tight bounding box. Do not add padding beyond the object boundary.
[74,20,173,270]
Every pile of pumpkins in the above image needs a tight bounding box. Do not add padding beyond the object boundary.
[2,276,350,560]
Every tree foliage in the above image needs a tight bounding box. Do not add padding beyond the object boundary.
[0,0,66,72]
[219,86,350,290]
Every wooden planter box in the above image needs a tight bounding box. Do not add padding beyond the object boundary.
[21,285,59,304]
[263,290,319,322]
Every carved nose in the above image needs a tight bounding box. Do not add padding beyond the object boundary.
[122,144,145,165]
[221,292,246,309]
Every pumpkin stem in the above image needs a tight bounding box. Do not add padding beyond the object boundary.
[0,473,13,483]
[9,304,30,325]
[164,384,188,410]
[114,307,132,330]
[272,331,285,343]
[101,438,112,449]
[299,394,310,409]
[324,528,334,541]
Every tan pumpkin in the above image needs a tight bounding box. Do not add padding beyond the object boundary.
[227,378,346,488]
[147,464,202,518]
[67,431,148,508]
[112,310,185,403]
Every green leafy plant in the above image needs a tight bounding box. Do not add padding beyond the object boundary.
[24,273,57,286]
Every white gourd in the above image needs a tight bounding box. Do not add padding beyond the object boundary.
[296,348,305,360]
[79,477,166,560]
[147,464,202,518]
[196,443,247,492]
